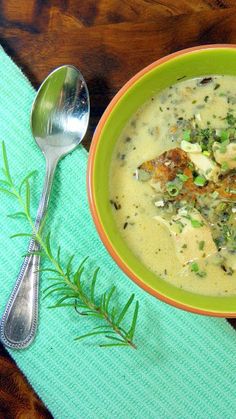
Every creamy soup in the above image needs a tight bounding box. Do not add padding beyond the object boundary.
[109,75,236,296]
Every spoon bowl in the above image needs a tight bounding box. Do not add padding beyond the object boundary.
[0,65,90,349]
[31,65,89,157]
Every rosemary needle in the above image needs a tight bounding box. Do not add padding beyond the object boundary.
[0,142,139,349]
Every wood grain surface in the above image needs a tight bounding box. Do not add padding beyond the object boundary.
[1,0,236,417]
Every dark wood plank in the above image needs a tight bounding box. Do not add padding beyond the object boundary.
[1,1,236,417]
[0,344,53,418]
[1,7,236,149]
[1,0,236,29]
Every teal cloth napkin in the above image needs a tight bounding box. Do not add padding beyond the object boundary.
[1,49,236,419]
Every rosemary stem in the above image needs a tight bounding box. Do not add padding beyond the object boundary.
[11,186,136,348]
[1,148,138,349]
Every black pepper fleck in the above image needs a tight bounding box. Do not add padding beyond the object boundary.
[123,222,128,230]
[200,77,212,85]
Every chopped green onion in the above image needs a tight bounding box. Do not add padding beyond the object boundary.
[191,262,199,272]
[167,182,180,197]
[177,173,189,182]
[183,130,191,141]
[203,150,210,157]
[183,215,204,228]
[198,240,205,251]
[220,130,229,142]
[190,219,204,228]
[194,175,207,187]
[191,262,206,277]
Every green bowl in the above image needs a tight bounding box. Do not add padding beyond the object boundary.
[88,44,236,317]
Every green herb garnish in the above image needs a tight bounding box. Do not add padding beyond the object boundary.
[183,130,191,141]
[196,128,215,153]
[191,263,206,277]
[198,240,205,251]
[183,214,204,228]
[188,162,194,170]
[177,173,189,182]
[226,113,236,126]
[191,262,199,272]
[220,130,229,142]
[194,175,207,187]
[0,142,139,349]
[167,181,181,197]
[190,219,204,228]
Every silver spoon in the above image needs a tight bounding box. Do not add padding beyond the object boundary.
[0,65,90,349]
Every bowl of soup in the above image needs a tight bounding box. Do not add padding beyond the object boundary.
[87,44,236,316]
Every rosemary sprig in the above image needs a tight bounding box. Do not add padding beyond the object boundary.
[0,142,139,348]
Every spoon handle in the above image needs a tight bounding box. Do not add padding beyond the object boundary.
[0,156,58,349]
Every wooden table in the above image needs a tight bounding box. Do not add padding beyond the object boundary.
[1,0,236,416]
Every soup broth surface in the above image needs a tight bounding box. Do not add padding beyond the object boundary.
[109,75,236,296]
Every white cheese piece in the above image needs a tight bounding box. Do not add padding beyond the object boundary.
[180,140,202,153]
[195,113,202,122]
[213,141,236,170]
[154,200,165,207]
[188,152,220,182]
[154,209,217,266]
